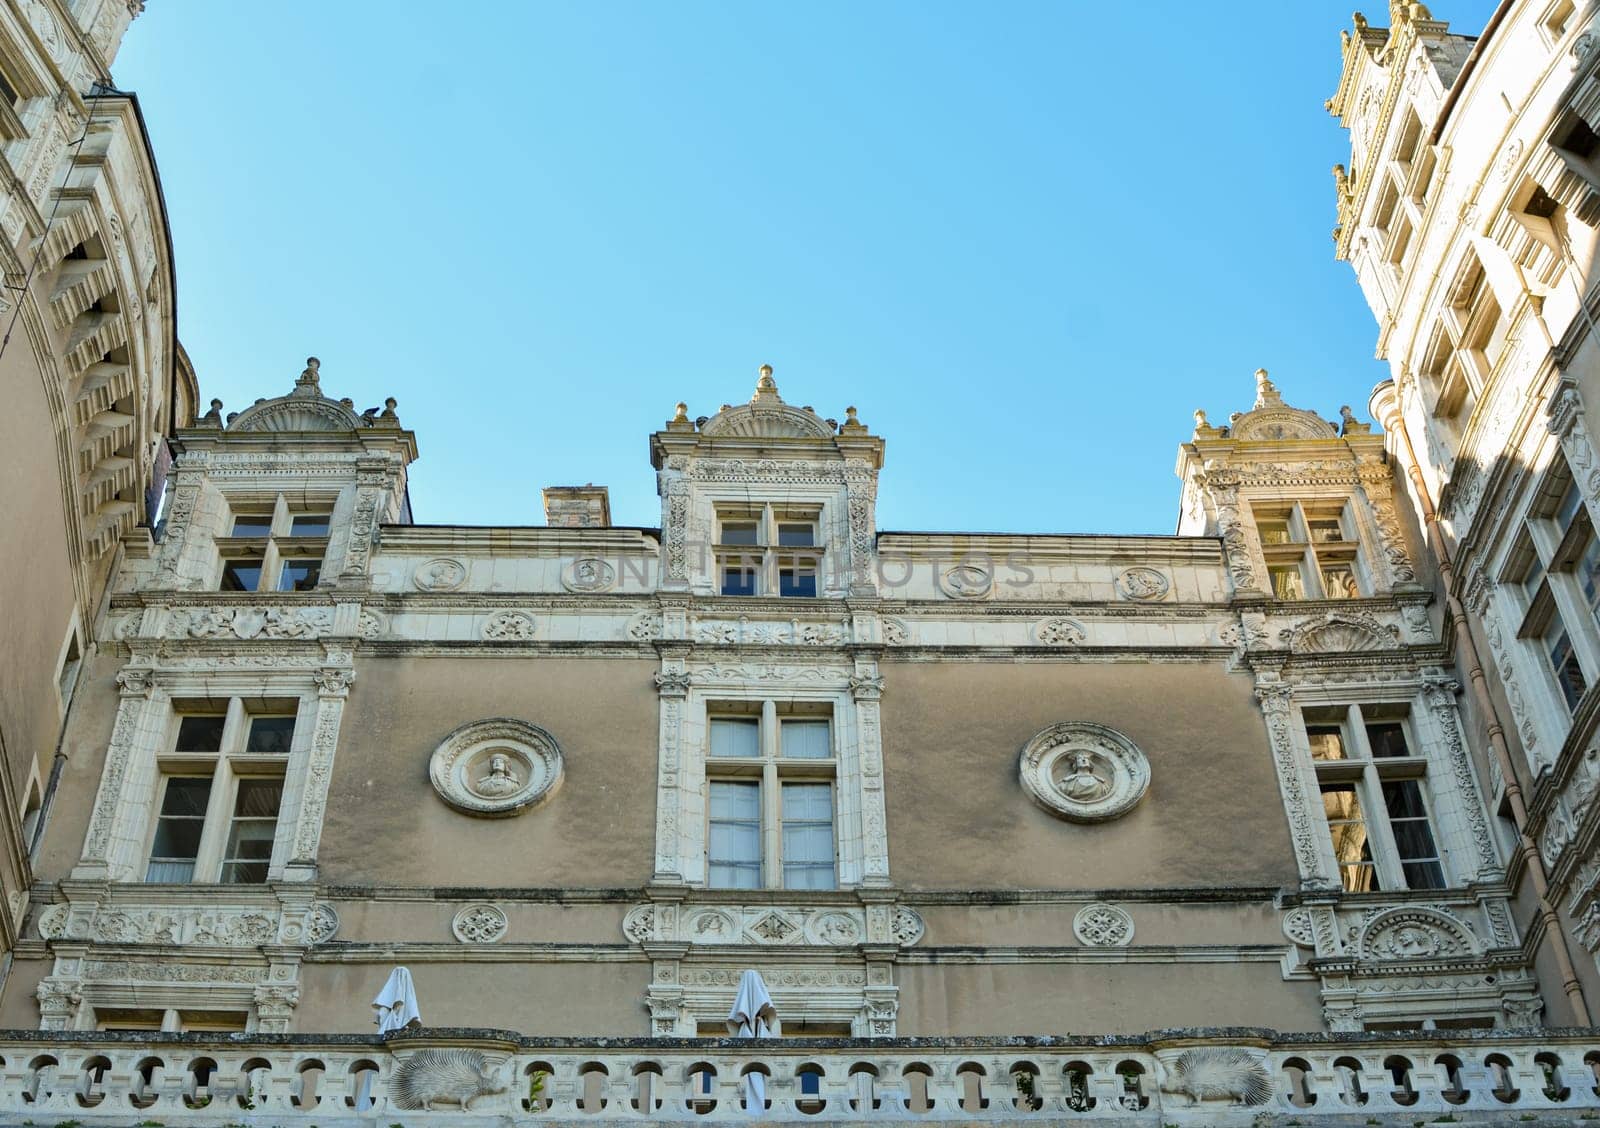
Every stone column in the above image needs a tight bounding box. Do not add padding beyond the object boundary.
[1254,678,1336,890]
[659,458,691,591]
[1419,672,1501,881]
[1551,387,1600,519]
[74,666,162,880]
[284,662,355,880]
[843,459,879,597]
[652,655,692,883]
[1198,463,1265,599]
[850,666,890,887]
[1356,457,1419,590]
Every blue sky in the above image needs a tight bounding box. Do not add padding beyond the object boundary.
[115,1,1501,534]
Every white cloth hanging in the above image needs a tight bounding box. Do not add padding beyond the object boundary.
[727,969,779,1114]
[373,966,422,1033]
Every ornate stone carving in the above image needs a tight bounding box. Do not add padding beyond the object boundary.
[890,906,925,945]
[1420,674,1499,877]
[88,906,279,946]
[562,557,617,592]
[357,609,386,640]
[1035,617,1087,645]
[1255,680,1333,888]
[880,617,910,645]
[622,905,656,943]
[414,557,468,591]
[848,673,884,700]
[173,606,333,640]
[627,612,663,641]
[36,903,68,940]
[1156,1048,1272,1107]
[1198,463,1259,594]
[690,617,847,645]
[654,669,693,697]
[482,610,537,640]
[429,718,563,817]
[1019,722,1150,822]
[307,902,340,944]
[623,903,921,947]
[391,1048,508,1110]
[1116,567,1170,601]
[451,903,509,944]
[1073,903,1134,947]
[1279,610,1401,654]
[1357,906,1478,961]
[938,563,992,600]
[1281,907,1316,948]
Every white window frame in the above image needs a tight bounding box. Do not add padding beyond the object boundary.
[1302,704,1449,892]
[715,504,824,598]
[1254,499,1372,600]
[704,703,838,889]
[143,697,295,885]
[216,492,334,593]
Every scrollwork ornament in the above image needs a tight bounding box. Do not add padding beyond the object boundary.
[1019,721,1150,822]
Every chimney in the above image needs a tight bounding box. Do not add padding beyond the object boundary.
[542,485,611,528]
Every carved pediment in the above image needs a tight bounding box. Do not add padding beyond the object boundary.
[700,366,837,439]
[1280,611,1402,654]
[220,357,402,434]
[1357,906,1479,962]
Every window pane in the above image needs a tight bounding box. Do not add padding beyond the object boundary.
[720,521,759,545]
[781,719,831,759]
[278,558,321,592]
[708,780,761,889]
[222,779,282,884]
[1269,565,1304,600]
[175,715,226,753]
[1322,565,1361,599]
[1365,721,1411,758]
[779,564,818,598]
[782,782,835,890]
[721,562,757,596]
[1547,623,1588,711]
[1522,556,1546,605]
[220,559,263,591]
[1258,519,1292,545]
[1308,517,1344,542]
[1321,785,1380,892]
[147,776,212,882]
[1382,778,1429,819]
[230,514,272,537]
[289,513,331,537]
[1580,534,1600,623]
[1305,724,1346,761]
[710,718,759,758]
[1381,780,1445,890]
[777,523,814,546]
[246,716,295,755]
[1557,480,1583,530]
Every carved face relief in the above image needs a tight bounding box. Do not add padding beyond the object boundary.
[562,557,617,593]
[939,564,992,600]
[430,719,563,817]
[1020,722,1150,822]
[414,558,467,592]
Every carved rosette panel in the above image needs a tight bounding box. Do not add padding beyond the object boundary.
[429,718,564,817]
[1072,903,1133,947]
[451,903,509,944]
[307,903,341,944]
[482,611,537,641]
[1019,722,1149,822]
[1035,617,1087,646]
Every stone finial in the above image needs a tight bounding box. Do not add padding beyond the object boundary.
[841,405,866,433]
[1253,368,1281,408]
[673,402,688,423]
[752,363,779,401]
[200,398,223,427]
[378,397,400,426]
[293,356,322,397]
[1339,404,1372,436]
[668,401,695,432]
[1194,409,1208,430]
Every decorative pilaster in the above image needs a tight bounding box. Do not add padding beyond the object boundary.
[652,655,692,883]
[334,459,392,588]
[850,665,891,887]
[1420,672,1501,880]
[843,459,879,597]
[74,666,161,879]
[1356,457,1419,588]
[1471,580,1548,773]
[1198,463,1263,598]
[661,461,691,590]
[1551,386,1600,518]
[1254,678,1335,890]
[284,659,355,879]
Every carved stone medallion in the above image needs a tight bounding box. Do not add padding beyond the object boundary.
[413,557,467,592]
[562,557,616,593]
[1116,566,1170,601]
[451,903,509,944]
[429,718,563,817]
[1073,903,1134,947]
[307,903,341,944]
[938,563,992,600]
[1019,721,1150,822]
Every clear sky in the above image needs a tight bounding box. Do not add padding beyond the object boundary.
[115,1,1501,534]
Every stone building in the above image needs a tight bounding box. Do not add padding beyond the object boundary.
[0,0,190,982]
[10,0,1600,1122]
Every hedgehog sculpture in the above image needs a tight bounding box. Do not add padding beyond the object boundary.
[389,1048,508,1110]
[1156,1047,1274,1107]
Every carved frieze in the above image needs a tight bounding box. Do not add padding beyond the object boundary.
[171,606,333,640]
[621,903,923,947]
[78,905,280,946]
[690,617,848,646]
[1019,722,1150,822]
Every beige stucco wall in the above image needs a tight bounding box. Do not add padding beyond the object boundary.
[880,660,1298,891]
[914,898,1286,948]
[295,959,650,1034]
[896,960,1323,1034]
[317,657,660,887]
[326,898,628,945]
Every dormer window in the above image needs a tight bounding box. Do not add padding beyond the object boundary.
[717,505,822,597]
[217,495,333,592]
[1254,501,1367,600]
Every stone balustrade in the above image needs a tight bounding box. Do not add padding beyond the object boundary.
[1,1027,1598,1125]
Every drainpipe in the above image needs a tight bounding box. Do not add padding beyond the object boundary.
[1370,380,1592,1024]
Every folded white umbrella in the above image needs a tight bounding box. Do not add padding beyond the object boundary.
[727,969,779,1114]
[359,966,422,1111]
